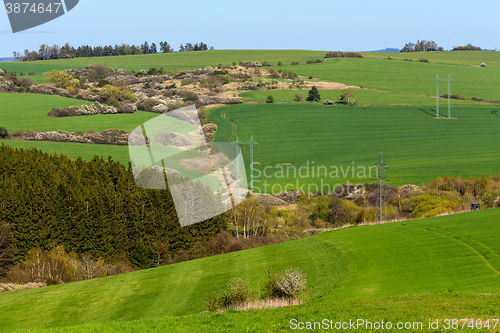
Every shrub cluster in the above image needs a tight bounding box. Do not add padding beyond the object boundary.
[440,94,464,100]
[207,266,307,312]
[325,51,362,58]
[306,59,323,64]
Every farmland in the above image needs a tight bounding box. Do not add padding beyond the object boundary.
[1,208,500,332]
[209,104,500,190]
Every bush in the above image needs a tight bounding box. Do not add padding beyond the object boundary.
[306,86,321,101]
[325,51,362,58]
[291,62,299,65]
[86,129,96,134]
[337,89,357,106]
[136,98,164,112]
[97,79,110,88]
[87,65,110,82]
[419,58,429,63]
[261,267,307,300]
[266,95,274,103]
[278,62,283,66]
[144,82,152,89]
[294,93,303,102]
[440,94,464,100]
[106,97,123,112]
[207,277,256,311]
[28,71,36,76]
[0,127,7,138]
[19,71,25,76]
[261,61,272,67]
[11,130,24,138]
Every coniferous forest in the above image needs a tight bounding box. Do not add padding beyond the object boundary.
[0,144,226,275]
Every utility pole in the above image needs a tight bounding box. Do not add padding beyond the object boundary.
[237,136,259,190]
[432,74,444,118]
[444,74,455,118]
[373,153,390,223]
[235,135,241,188]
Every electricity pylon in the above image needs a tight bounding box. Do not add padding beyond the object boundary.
[432,74,454,118]
[237,136,259,190]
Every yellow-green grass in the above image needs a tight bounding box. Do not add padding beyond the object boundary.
[2,208,500,332]
[0,50,327,84]
[240,89,499,107]
[276,59,500,102]
[209,104,500,191]
[360,50,500,68]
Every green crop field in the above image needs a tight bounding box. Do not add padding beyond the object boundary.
[275,59,500,102]
[360,50,500,68]
[209,104,500,192]
[2,209,500,332]
[239,89,499,107]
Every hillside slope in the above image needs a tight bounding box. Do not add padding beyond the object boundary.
[1,209,500,331]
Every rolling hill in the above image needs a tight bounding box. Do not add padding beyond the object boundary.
[1,209,500,332]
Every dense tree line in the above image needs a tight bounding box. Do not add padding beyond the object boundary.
[13,41,213,61]
[400,40,443,52]
[0,144,225,272]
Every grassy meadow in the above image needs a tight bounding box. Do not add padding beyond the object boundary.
[240,88,499,107]
[209,104,500,191]
[0,93,157,133]
[2,208,500,332]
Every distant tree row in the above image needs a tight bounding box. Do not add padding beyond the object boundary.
[452,43,482,51]
[13,41,214,61]
[400,40,444,52]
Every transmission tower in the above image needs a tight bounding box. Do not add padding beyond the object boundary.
[237,136,259,190]
[444,74,455,118]
[432,74,445,118]
[432,74,454,118]
[373,153,390,223]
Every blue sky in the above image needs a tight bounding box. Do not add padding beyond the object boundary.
[1,0,500,57]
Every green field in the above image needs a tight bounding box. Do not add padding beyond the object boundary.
[210,104,500,191]
[2,208,500,332]
[0,93,157,133]
[240,89,499,107]
[0,50,326,84]
[360,50,500,68]
[275,59,500,102]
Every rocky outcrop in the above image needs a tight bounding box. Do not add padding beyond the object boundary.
[254,193,286,206]
[274,190,300,203]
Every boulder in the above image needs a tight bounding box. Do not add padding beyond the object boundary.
[324,99,334,105]
[254,193,286,206]
[0,69,5,74]
[480,63,486,67]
